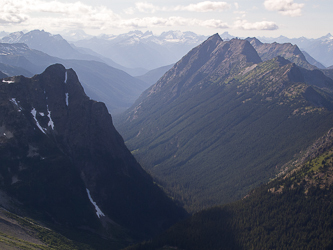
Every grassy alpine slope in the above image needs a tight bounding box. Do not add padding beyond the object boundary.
[115,34,333,212]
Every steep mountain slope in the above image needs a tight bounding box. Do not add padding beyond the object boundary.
[135,64,174,86]
[301,50,326,69]
[0,43,56,74]
[246,37,316,70]
[129,128,333,250]
[0,70,7,78]
[321,68,333,81]
[0,64,186,246]
[115,34,333,211]
[0,62,33,77]
[0,42,149,114]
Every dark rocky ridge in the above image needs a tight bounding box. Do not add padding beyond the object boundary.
[134,34,262,109]
[0,64,186,243]
[246,37,316,70]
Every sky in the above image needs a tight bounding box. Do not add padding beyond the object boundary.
[0,0,331,39]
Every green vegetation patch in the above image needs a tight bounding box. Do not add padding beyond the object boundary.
[3,210,93,250]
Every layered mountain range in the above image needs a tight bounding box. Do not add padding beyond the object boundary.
[0,41,149,114]
[73,30,207,70]
[115,34,333,211]
[0,64,186,248]
[0,30,124,70]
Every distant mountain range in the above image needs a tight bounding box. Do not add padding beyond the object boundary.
[72,30,333,69]
[73,30,207,71]
[3,29,333,71]
[115,34,333,212]
[0,41,149,114]
[0,64,186,248]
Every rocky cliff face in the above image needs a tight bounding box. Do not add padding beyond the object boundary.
[246,37,316,70]
[0,64,186,242]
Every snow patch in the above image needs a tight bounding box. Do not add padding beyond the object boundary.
[46,105,54,130]
[31,108,46,134]
[2,79,15,84]
[64,71,68,84]
[86,188,105,218]
[65,93,69,106]
[10,98,22,112]
[31,106,54,133]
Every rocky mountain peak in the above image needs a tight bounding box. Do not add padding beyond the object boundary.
[0,64,186,240]
[246,37,263,47]
[198,33,223,51]
[247,39,315,70]
[274,55,293,66]
[137,36,261,106]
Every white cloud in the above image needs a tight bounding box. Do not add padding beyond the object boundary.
[124,7,135,15]
[234,10,246,15]
[0,0,29,24]
[201,19,229,29]
[118,16,229,29]
[134,1,231,13]
[234,20,278,30]
[0,0,229,32]
[175,1,231,12]
[0,0,120,27]
[0,13,28,24]
[135,2,159,13]
[264,0,304,17]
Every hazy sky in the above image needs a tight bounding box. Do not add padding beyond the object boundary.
[0,0,331,38]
